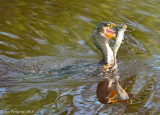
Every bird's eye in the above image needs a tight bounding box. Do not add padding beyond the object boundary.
[107,24,111,27]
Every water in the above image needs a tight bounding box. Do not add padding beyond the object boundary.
[0,0,160,114]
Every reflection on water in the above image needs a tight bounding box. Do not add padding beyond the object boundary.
[96,77,135,105]
[0,0,160,114]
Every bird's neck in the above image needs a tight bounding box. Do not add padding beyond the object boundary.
[102,42,114,66]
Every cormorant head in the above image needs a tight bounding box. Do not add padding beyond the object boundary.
[92,22,117,40]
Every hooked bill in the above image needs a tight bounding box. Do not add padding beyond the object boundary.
[105,27,116,39]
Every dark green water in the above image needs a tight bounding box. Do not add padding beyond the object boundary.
[0,0,160,114]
